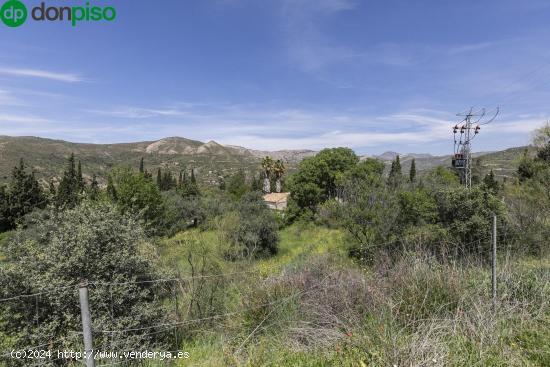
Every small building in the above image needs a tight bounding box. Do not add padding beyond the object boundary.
[263,192,290,211]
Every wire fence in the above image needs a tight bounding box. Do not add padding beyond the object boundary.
[0,225,547,366]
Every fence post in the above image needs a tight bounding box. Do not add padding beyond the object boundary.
[79,281,95,367]
[492,215,497,309]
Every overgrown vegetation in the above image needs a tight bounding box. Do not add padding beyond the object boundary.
[1,123,549,366]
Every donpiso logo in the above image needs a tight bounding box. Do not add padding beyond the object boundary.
[0,0,27,27]
[1,1,116,27]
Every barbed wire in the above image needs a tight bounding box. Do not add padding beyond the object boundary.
[0,269,262,304]
[96,273,335,335]
[0,283,79,303]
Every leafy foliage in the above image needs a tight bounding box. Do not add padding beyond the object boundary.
[0,202,169,359]
[226,169,249,200]
[108,167,165,233]
[0,159,46,231]
[387,155,402,188]
[55,153,83,209]
[287,148,359,211]
[225,192,280,258]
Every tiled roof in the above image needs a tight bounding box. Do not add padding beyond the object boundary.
[263,192,290,203]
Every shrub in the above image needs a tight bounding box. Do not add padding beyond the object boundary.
[108,167,165,234]
[0,201,170,359]
[226,192,279,259]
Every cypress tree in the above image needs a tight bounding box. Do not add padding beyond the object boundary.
[6,159,45,228]
[409,158,416,183]
[388,155,402,188]
[48,179,56,202]
[139,157,145,174]
[107,175,117,201]
[90,174,100,200]
[77,160,84,192]
[156,168,162,188]
[0,185,8,231]
[56,153,81,208]
[483,169,499,193]
[178,171,183,188]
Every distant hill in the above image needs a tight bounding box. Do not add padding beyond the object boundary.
[0,136,309,186]
[225,145,317,163]
[365,147,534,179]
[0,135,531,186]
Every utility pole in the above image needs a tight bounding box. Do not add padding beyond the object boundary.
[492,215,497,309]
[452,107,499,189]
[79,281,95,367]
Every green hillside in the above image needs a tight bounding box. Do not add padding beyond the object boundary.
[0,136,533,187]
[0,136,262,186]
[375,146,535,180]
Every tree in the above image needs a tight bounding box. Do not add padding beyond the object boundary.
[227,170,248,200]
[180,169,200,197]
[398,188,438,228]
[387,155,402,188]
[2,159,46,230]
[409,158,417,183]
[251,174,263,191]
[273,160,286,193]
[106,175,117,201]
[156,167,176,191]
[139,157,145,174]
[533,122,550,163]
[226,192,279,258]
[89,174,100,200]
[483,169,500,194]
[335,182,400,261]
[435,186,506,249]
[344,158,385,185]
[287,148,359,211]
[518,149,537,181]
[423,166,461,190]
[77,160,84,192]
[163,191,206,233]
[261,156,274,193]
[56,153,81,208]
[108,167,164,233]
[0,185,10,232]
[156,168,162,188]
[48,179,56,202]
[0,202,169,355]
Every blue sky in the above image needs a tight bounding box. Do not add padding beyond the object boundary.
[1,0,550,154]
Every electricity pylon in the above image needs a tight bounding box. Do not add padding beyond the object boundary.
[452,107,499,188]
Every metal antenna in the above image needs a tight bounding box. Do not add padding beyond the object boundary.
[452,106,499,188]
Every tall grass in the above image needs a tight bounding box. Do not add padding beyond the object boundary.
[144,226,549,366]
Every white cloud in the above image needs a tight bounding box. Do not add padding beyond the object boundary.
[447,41,500,55]
[0,113,51,124]
[87,106,191,119]
[0,90,22,106]
[0,67,84,82]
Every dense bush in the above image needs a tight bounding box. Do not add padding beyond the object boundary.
[0,201,169,364]
[225,192,279,258]
[287,148,358,211]
[107,167,165,234]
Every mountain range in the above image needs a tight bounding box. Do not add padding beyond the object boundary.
[0,136,315,185]
[0,135,529,185]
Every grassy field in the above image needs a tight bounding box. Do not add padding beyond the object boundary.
[148,225,550,367]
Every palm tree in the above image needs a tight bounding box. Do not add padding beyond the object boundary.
[273,160,286,193]
[261,156,274,193]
